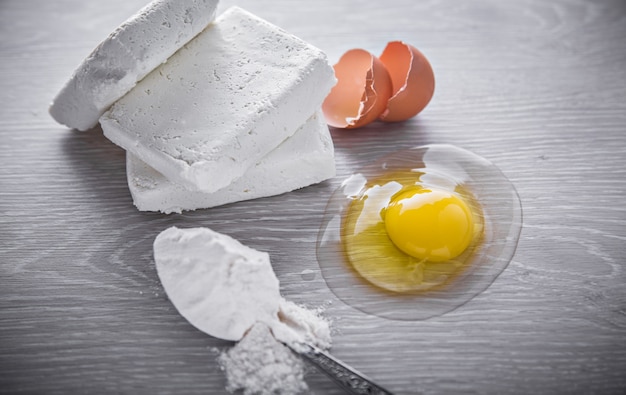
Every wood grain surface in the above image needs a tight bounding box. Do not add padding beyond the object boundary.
[1,0,625,394]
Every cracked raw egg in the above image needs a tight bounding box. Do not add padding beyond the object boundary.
[317,144,522,320]
[384,187,475,263]
[341,172,484,295]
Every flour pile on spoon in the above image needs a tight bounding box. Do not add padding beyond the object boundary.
[153,226,331,394]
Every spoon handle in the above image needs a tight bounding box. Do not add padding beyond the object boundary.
[292,342,394,395]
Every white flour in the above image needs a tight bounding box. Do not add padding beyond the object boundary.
[153,226,332,394]
[218,323,309,395]
[218,301,331,394]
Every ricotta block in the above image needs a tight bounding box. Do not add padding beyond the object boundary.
[127,111,335,213]
[50,0,219,131]
[100,6,336,193]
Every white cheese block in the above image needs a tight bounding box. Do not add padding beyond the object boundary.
[50,0,219,131]
[100,6,336,194]
[154,226,282,342]
[127,111,335,213]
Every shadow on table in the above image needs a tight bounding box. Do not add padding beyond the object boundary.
[60,123,128,191]
[329,117,433,167]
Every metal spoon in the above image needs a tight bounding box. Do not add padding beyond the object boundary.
[154,227,393,394]
[288,341,394,395]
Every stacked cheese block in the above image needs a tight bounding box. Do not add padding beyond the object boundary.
[50,0,337,213]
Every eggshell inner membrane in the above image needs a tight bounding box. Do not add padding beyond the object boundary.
[322,49,392,129]
[379,41,435,122]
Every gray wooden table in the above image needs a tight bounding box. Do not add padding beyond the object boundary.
[1,0,625,393]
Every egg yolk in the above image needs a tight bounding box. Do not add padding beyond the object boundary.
[384,188,474,262]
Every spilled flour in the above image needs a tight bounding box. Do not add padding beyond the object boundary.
[218,300,332,394]
[153,226,332,394]
[218,323,308,395]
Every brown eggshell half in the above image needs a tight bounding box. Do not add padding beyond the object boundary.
[379,41,435,122]
[322,49,392,129]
